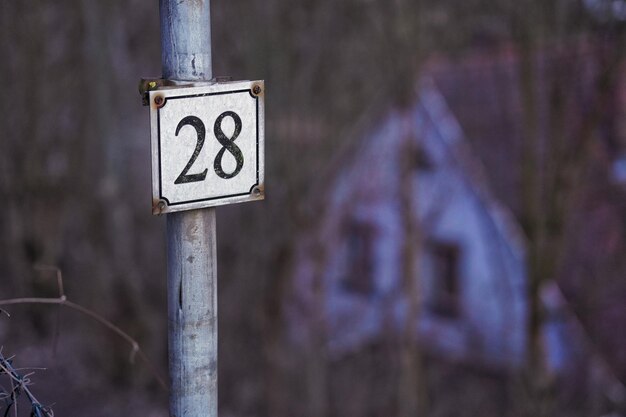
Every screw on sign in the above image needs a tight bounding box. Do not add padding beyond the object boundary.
[148,80,265,214]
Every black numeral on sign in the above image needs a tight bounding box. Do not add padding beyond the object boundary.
[173,111,244,184]
[174,116,208,184]
[213,111,244,179]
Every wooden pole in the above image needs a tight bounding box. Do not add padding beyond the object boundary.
[160,1,217,416]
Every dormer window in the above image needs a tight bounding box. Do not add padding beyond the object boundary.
[427,241,460,317]
[412,144,433,171]
[401,140,433,172]
[341,221,376,296]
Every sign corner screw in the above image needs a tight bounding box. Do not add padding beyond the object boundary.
[154,96,165,108]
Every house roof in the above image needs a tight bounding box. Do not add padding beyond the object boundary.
[310,75,528,261]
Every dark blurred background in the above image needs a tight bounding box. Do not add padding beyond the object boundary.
[1,1,626,416]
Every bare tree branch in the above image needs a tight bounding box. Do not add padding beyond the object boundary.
[0,267,168,392]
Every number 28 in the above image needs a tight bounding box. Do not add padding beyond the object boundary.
[174,111,244,184]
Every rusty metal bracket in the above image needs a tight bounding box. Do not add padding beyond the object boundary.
[139,78,172,106]
[139,76,234,106]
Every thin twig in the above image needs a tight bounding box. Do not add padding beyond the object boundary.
[34,265,65,356]
[0,297,167,391]
[10,368,47,373]
[33,266,64,298]
[0,354,49,417]
[1,266,168,392]
[9,368,17,417]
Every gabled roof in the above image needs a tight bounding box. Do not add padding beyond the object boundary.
[291,78,529,367]
[310,76,527,258]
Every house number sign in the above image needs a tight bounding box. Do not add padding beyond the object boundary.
[149,80,265,214]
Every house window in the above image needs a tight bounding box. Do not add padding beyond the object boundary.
[427,241,460,317]
[342,221,376,295]
[401,140,433,172]
[412,144,433,171]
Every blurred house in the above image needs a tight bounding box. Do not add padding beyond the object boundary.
[288,43,626,415]
[288,79,528,370]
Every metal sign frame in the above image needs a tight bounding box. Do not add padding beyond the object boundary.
[149,80,265,214]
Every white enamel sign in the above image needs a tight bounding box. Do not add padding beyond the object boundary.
[149,80,265,214]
